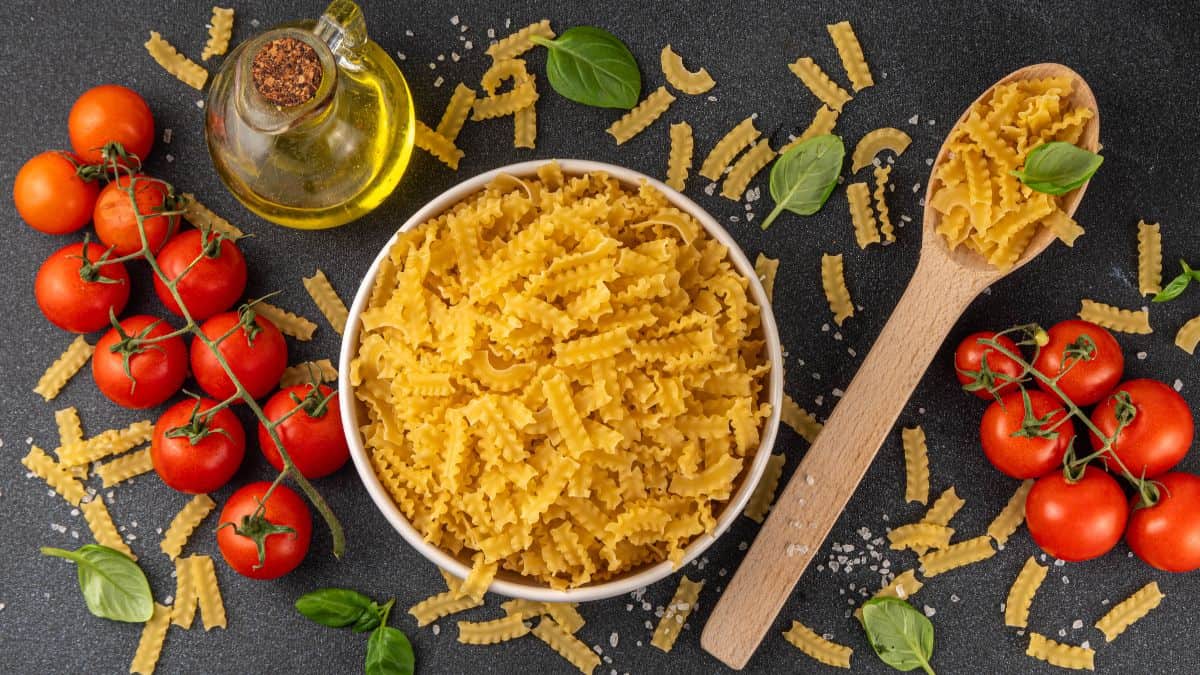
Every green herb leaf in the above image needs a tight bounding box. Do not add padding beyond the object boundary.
[365,625,416,675]
[1010,141,1103,196]
[41,544,153,623]
[1154,260,1199,303]
[861,597,936,674]
[531,27,640,109]
[296,588,377,629]
[351,604,383,633]
[760,135,845,230]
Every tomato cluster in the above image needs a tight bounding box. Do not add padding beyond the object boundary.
[955,320,1200,572]
[16,85,349,580]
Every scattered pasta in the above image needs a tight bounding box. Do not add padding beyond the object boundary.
[912,487,965,555]
[754,253,779,302]
[846,182,881,248]
[414,119,466,170]
[532,618,601,674]
[1136,220,1162,296]
[700,117,760,180]
[1027,633,1095,671]
[1004,556,1048,628]
[172,556,198,629]
[1175,315,1200,355]
[919,535,995,577]
[303,269,349,335]
[721,139,775,201]
[437,83,478,143]
[58,420,153,468]
[855,569,923,621]
[666,121,694,191]
[851,128,912,173]
[21,446,86,506]
[788,57,852,111]
[660,45,716,95]
[1095,581,1163,642]
[279,359,338,388]
[782,621,852,669]
[821,254,854,326]
[472,67,539,121]
[780,106,839,154]
[487,20,554,61]
[191,554,227,630]
[54,407,87,479]
[34,336,92,401]
[181,194,245,239]
[901,427,930,504]
[82,497,136,560]
[988,479,1034,545]
[201,7,235,61]
[873,165,895,242]
[607,86,675,145]
[826,21,873,91]
[409,591,483,627]
[95,447,154,488]
[129,603,171,675]
[145,31,208,90]
[888,523,954,551]
[500,600,585,632]
[651,576,704,652]
[514,103,537,149]
[1077,300,1152,334]
[161,494,216,560]
[743,453,785,523]
[253,302,317,341]
[457,615,531,644]
[1043,209,1084,246]
[781,393,822,443]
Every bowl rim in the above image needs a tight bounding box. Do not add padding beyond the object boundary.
[338,159,784,602]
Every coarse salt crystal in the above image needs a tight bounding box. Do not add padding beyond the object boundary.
[1059,628,1067,637]
[405,29,414,36]
[1081,641,1091,649]
[451,52,460,62]
[432,624,440,635]
[450,15,459,25]
[909,115,919,125]
[434,76,445,88]
[923,605,936,617]
[163,129,173,144]
[487,28,495,38]
[464,41,473,50]
[1174,379,1184,391]
[1072,619,1083,629]
[707,95,717,102]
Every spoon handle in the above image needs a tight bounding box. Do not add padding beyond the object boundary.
[701,251,986,669]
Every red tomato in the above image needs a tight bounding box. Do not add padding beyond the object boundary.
[154,230,247,320]
[980,390,1075,479]
[34,241,131,333]
[151,398,246,494]
[1033,320,1124,406]
[1127,472,1200,572]
[217,482,312,579]
[1025,466,1128,562]
[1090,379,1193,478]
[955,331,1024,399]
[93,315,188,409]
[259,385,349,479]
[14,152,98,234]
[191,312,287,400]
[68,84,154,164]
[93,174,179,256]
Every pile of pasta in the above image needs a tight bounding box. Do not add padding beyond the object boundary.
[351,162,772,590]
[930,76,1093,270]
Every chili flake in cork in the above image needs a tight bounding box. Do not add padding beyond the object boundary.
[252,37,322,106]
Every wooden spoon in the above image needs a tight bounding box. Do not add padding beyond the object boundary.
[701,63,1100,669]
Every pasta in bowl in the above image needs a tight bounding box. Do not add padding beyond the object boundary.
[339,159,783,602]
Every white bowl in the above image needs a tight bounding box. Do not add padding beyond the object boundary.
[339,159,784,602]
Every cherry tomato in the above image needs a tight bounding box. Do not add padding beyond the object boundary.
[191,311,287,401]
[980,390,1075,479]
[68,84,154,164]
[94,174,179,256]
[955,331,1024,399]
[1025,466,1128,562]
[34,241,130,333]
[154,229,247,320]
[217,482,312,579]
[151,398,245,494]
[14,152,98,234]
[1033,320,1123,407]
[258,384,349,479]
[1090,379,1193,478]
[93,315,188,409]
[1127,472,1200,572]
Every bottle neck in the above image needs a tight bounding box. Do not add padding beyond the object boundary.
[235,27,338,135]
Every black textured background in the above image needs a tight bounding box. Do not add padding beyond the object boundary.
[1,1,1197,673]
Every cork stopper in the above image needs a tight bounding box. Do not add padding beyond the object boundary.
[251,37,323,107]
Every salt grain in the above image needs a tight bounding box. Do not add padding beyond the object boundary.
[1072,619,1083,629]
[1174,379,1184,391]
[707,95,718,102]
[923,605,936,617]
[908,115,919,125]
[434,76,445,88]
[432,624,441,635]
[450,15,460,25]
[163,129,173,144]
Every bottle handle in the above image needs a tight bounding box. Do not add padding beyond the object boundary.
[315,0,368,70]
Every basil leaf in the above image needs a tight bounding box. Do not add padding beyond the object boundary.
[531,27,640,109]
[296,588,377,628]
[352,599,391,633]
[1010,141,1103,196]
[861,597,936,674]
[1184,260,1200,282]
[1154,271,1191,303]
[41,544,153,623]
[761,134,845,229]
[365,625,415,675]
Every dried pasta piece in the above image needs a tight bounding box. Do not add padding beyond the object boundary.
[303,269,349,335]
[58,420,153,468]
[1175,315,1200,355]
[472,79,539,121]
[821,254,854,326]
[1027,633,1095,671]
[743,453,785,523]
[721,139,775,201]
[21,446,86,506]
[754,253,779,302]
[129,603,171,675]
[901,427,929,504]
[782,621,852,669]
[851,127,912,172]
[781,394,822,443]
[487,19,554,60]
[409,590,483,627]
[847,182,880,249]
[458,558,498,602]
[437,83,477,143]
[1077,299,1152,335]
[514,103,537,149]
[607,87,675,145]
[500,600,585,632]
[533,617,601,674]
[854,569,923,621]
[181,194,244,238]
[1043,209,1084,247]
[161,494,216,560]
[660,45,715,95]
[666,121,694,191]
[1004,556,1048,628]
[651,575,704,652]
[988,479,1034,545]
[780,106,839,154]
[887,523,954,551]
[54,406,87,479]
[191,554,227,630]
[700,117,760,180]
[788,57,851,111]
[201,7,235,61]
[1095,581,1164,642]
[95,447,154,488]
[81,497,136,560]
[826,21,873,91]
[1136,220,1162,296]
[873,165,894,242]
[172,556,198,629]
[919,535,995,577]
[912,487,965,555]
[457,615,531,644]
[145,31,208,90]
[34,336,92,401]
[279,359,338,388]
[253,302,317,341]
[414,119,465,170]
